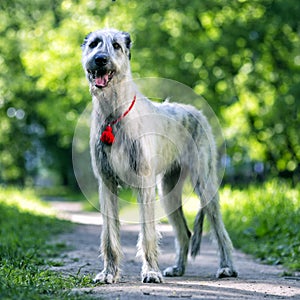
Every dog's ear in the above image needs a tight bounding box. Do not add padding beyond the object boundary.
[81,32,92,50]
[122,31,132,59]
[122,31,131,49]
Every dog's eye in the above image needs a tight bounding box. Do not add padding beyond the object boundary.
[113,42,121,50]
[89,39,100,49]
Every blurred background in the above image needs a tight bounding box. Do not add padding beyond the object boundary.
[0,1,300,284]
[0,0,299,188]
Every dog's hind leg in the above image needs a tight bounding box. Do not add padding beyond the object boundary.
[94,180,121,284]
[158,165,191,277]
[137,184,163,283]
[194,176,238,278]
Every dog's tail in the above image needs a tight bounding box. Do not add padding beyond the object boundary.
[190,208,205,258]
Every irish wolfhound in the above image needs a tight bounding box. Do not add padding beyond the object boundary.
[81,28,237,284]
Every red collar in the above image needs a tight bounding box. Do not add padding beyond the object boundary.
[100,95,136,145]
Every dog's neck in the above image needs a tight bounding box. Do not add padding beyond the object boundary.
[91,76,137,122]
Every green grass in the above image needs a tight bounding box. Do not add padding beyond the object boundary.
[220,180,300,271]
[0,187,93,300]
[36,186,86,202]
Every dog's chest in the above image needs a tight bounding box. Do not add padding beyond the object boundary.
[93,133,141,186]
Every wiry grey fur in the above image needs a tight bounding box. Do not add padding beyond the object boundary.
[81,28,237,284]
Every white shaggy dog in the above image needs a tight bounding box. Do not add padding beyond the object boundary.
[81,28,237,283]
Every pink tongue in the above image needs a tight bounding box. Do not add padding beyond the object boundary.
[95,74,109,87]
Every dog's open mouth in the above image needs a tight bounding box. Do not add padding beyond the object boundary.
[88,70,115,88]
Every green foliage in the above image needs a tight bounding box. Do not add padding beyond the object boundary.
[0,0,299,184]
[221,180,300,271]
[0,188,92,299]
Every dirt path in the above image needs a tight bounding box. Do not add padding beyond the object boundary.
[49,201,300,300]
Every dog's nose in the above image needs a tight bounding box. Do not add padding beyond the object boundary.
[94,54,108,66]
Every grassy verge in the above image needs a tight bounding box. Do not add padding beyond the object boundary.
[0,187,92,300]
[220,180,300,271]
[36,186,86,202]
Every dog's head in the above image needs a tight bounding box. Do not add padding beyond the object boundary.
[81,29,132,89]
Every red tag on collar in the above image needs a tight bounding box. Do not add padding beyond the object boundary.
[100,125,115,145]
[100,95,136,145]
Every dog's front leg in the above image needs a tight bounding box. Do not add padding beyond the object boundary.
[94,180,121,284]
[137,186,163,283]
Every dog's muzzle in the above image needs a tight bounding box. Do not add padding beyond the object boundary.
[87,54,115,88]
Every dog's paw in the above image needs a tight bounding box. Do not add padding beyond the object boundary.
[94,271,116,284]
[216,267,238,278]
[142,270,164,283]
[163,265,184,277]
